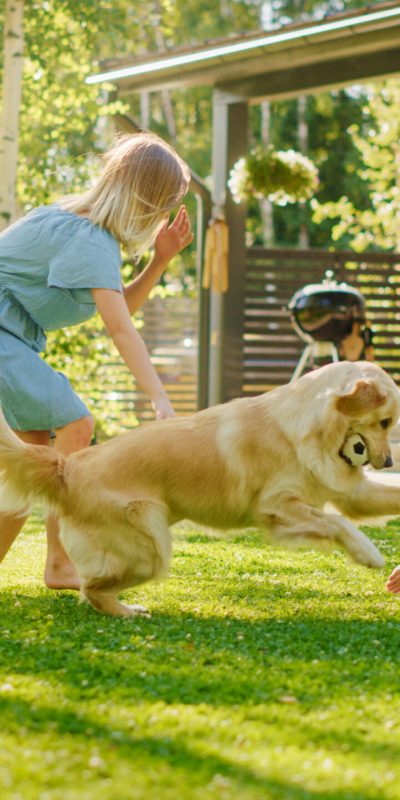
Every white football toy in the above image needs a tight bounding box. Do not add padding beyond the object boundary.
[340,434,369,467]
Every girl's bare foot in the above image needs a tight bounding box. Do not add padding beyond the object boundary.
[44,559,80,591]
[386,566,400,594]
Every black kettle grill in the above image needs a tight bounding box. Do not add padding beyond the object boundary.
[288,270,366,345]
[288,271,366,381]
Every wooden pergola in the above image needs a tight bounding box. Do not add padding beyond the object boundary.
[88,2,400,407]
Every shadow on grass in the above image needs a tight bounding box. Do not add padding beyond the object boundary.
[0,591,399,797]
[0,691,392,800]
[0,593,399,705]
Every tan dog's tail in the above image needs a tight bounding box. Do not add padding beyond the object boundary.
[0,407,66,516]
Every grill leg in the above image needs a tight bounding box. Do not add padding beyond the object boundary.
[291,342,339,383]
[290,345,314,382]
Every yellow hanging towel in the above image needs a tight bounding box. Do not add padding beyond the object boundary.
[203,218,229,293]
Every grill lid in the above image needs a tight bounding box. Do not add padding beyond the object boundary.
[288,270,365,343]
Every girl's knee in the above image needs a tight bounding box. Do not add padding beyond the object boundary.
[77,414,95,445]
[55,414,95,454]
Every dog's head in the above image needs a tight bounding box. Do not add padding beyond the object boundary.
[334,370,400,469]
[312,362,400,470]
[272,361,400,484]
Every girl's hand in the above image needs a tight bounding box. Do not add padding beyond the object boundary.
[152,393,176,420]
[153,206,193,265]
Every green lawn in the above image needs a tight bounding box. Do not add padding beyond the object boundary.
[0,513,400,800]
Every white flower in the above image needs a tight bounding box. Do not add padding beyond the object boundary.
[227,157,250,204]
[228,147,319,206]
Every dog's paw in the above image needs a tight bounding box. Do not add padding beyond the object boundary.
[337,519,385,569]
[349,540,385,569]
[123,603,152,618]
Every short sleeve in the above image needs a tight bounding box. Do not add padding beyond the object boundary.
[47,235,122,293]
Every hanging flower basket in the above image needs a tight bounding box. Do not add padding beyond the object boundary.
[228,147,319,206]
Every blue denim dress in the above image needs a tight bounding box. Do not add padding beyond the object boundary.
[0,204,122,430]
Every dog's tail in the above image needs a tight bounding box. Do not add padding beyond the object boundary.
[0,407,66,516]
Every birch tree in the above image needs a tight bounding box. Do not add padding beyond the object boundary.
[0,0,24,230]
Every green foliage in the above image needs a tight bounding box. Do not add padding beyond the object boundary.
[312,81,400,252]
[246,89,373,248]
[240,0,378,247]
[13,1,135,210]
[1,514,400,798]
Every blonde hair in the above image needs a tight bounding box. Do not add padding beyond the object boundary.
[61,132,191,260]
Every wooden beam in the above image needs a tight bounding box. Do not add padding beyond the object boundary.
[207,91,248,406]
[220,46,400,101]
[223,100,248,403]
[107,19,400,98]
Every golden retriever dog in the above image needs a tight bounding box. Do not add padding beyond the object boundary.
[0,360,399,617]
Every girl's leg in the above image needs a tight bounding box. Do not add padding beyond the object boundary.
[0,429,51,564]
[44,415,94,590]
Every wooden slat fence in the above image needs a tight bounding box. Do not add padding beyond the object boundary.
[97,247,400,427]
[243,247,400,394]
[104,294,198,423]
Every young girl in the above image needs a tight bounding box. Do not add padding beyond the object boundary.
[0,132,193,590]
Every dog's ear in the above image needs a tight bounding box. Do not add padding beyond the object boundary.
[336,379,386,417]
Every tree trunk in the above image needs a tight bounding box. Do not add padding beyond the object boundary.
[0,0,24,230]
[151,3,177,142]
[140,90,150,129]
[297,94,309,248]
[260,100,274,246]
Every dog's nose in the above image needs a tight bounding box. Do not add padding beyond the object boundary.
[384,455,393,468]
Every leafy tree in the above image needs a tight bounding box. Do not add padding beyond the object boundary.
[311,80,400,252]
[231,0,375,248]
[0,1,145,436]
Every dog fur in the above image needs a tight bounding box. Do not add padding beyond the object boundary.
[0,360,400,617]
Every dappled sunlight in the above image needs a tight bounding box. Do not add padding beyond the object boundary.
[0,520,400,797]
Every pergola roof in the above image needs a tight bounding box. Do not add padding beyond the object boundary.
[87,2,400,100]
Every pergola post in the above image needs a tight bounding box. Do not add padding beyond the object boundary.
[207,90,248,406]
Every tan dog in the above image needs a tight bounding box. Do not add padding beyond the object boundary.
[0,360,399,617]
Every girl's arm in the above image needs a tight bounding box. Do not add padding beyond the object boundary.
[92,287,174,420]
[123,205,193,315]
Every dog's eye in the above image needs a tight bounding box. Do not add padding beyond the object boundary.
[380,418,392,429]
